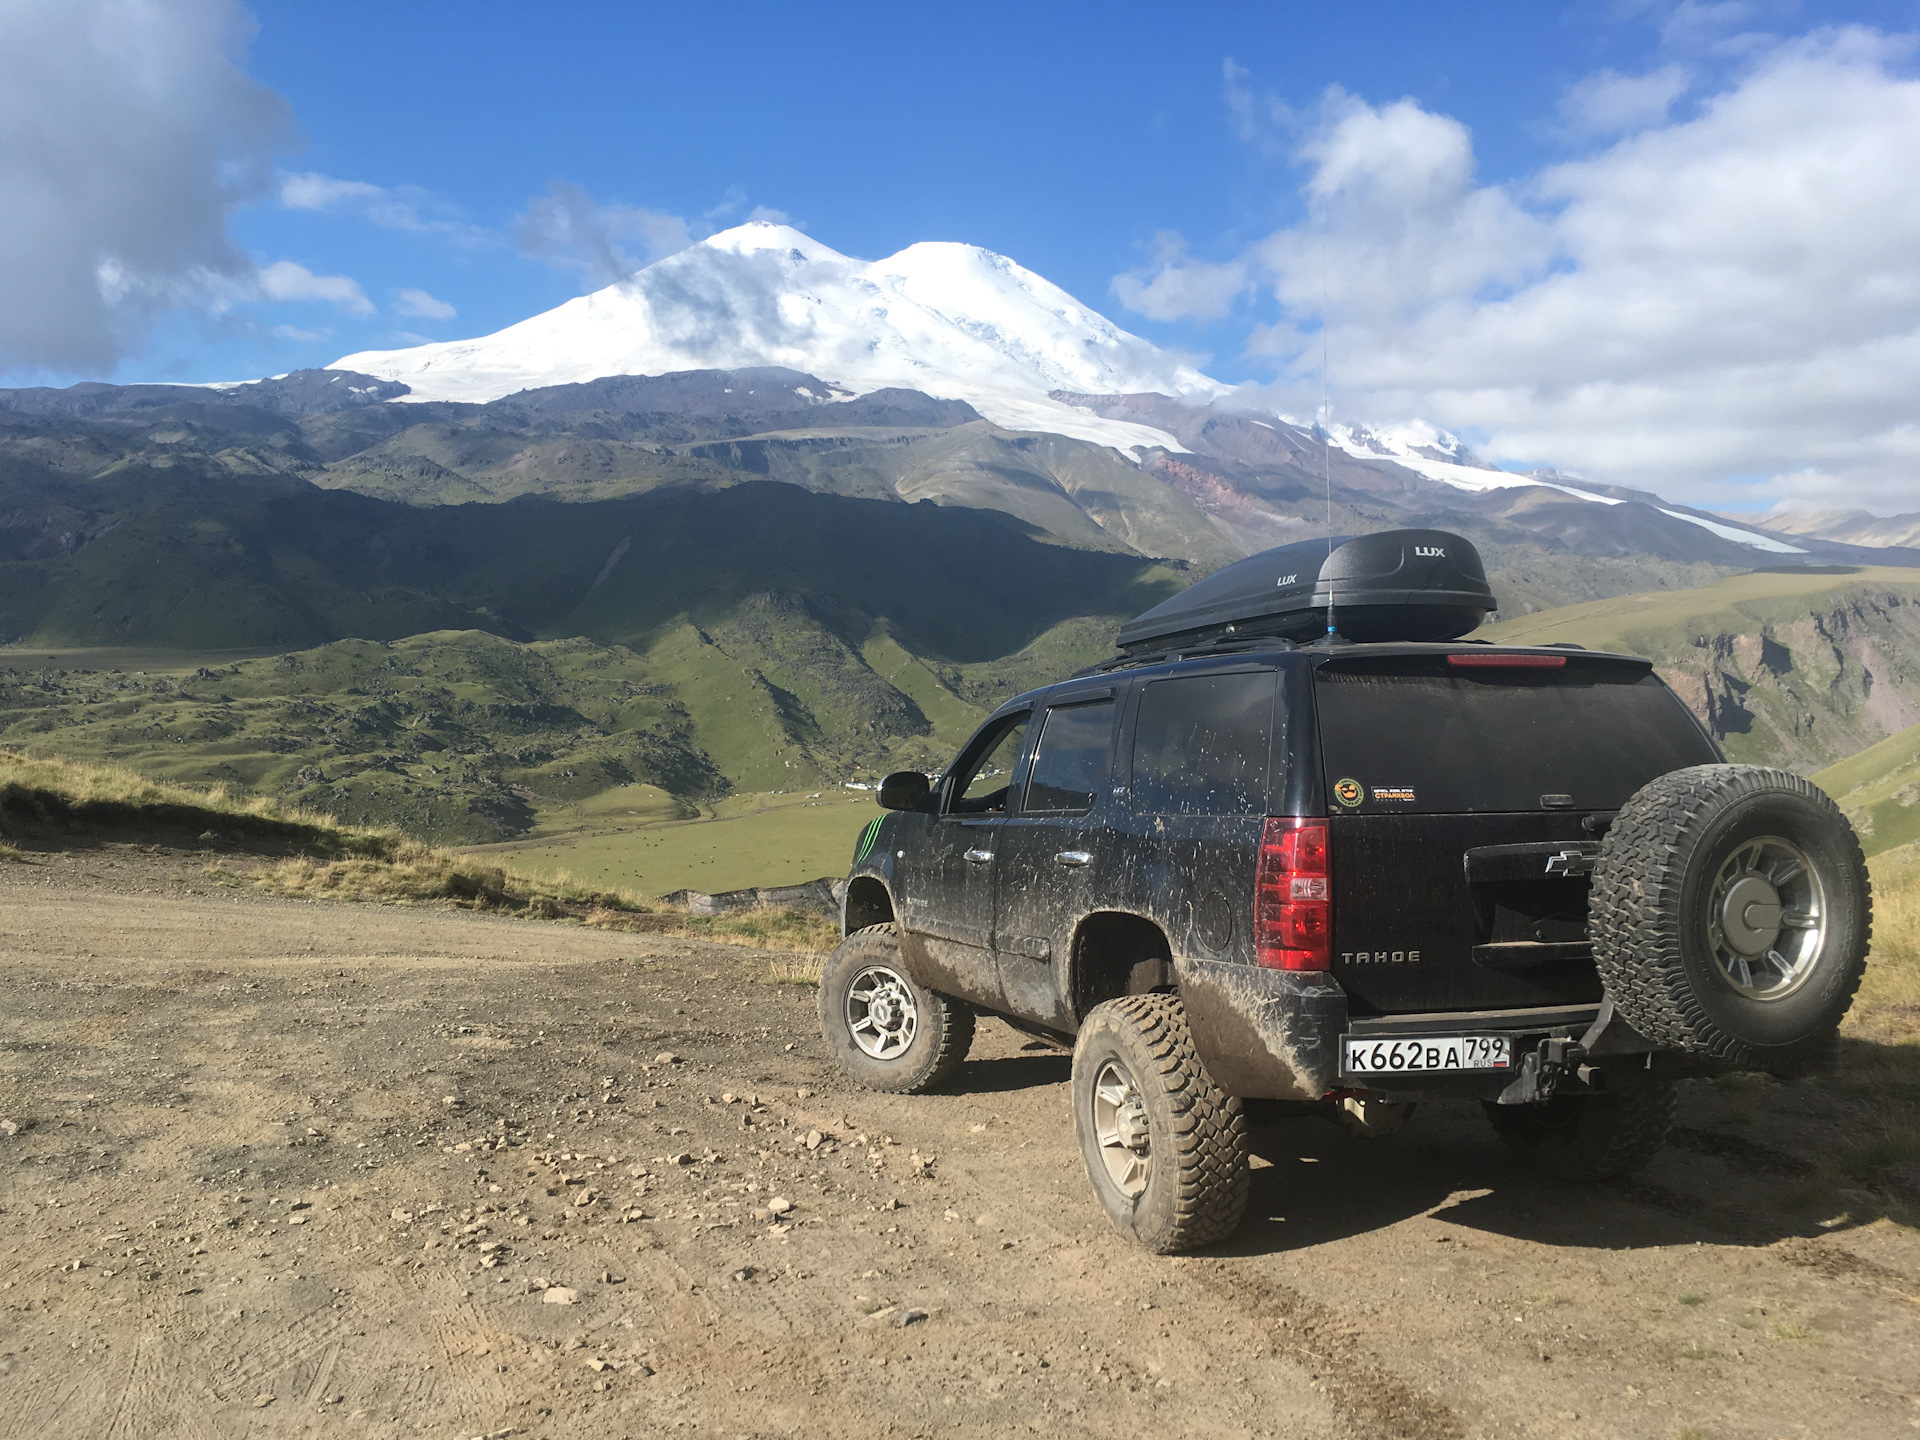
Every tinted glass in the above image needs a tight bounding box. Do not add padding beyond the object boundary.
[1024,700,1115,814]
[1131,671,1277,816]
[950,715,1030,815]
[1314,661,1717,814]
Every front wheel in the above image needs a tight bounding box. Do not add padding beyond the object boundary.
[817,926,974,1094]
[1071,994,1248,1253]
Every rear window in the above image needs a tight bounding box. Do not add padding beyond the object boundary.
[1314,659,1716,814]
[1131,671,1276,816]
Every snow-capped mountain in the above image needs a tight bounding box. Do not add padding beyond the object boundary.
[333,221,1811,557]
[334,223,1224,454]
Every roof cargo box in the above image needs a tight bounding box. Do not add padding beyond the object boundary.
[1117,528,1496,652]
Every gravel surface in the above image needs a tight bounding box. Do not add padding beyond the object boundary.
[1,844,1916,1439]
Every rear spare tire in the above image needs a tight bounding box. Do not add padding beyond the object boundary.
[1589,764,1869,1069]
[818,926,974,1094]
[1070,994,1248,1253]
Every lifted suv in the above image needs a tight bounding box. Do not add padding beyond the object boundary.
[818,530,1872,1252]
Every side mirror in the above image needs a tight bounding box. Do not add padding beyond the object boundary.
[877,770,931,811]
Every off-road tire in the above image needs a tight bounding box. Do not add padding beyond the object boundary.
[1482,1071,1677,1181]
[1070,994,1248,1253]
[1589,764,1870,1069]
[817,926,974,1094]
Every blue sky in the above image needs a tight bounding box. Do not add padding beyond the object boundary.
[167,0,1904,382]
[5,1,1920,508]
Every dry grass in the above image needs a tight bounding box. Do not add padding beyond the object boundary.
[1,751,836,955]
[0,748,395,858]
[255,851,834,953]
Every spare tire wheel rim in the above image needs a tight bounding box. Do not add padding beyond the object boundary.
[1706,835,1827,1001]
[846,965,918,1060]
[1091,1059,1152,1197]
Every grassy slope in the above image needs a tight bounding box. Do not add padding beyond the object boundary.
[1812,720,1920,858]
[475,789,878,896]
[1478,566,1920,771]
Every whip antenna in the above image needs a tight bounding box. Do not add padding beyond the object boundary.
[1322,271,1336,640]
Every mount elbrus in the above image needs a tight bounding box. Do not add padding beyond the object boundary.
[820,528,1873,1252]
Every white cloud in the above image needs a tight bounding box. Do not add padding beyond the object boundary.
[1558,65,1692,136]
[256,260,373,315]
[280,172,381,210]
[1121,29,1920,511]
[278,169,486,242]
[271,323,330,342]
[393,287,456,320]
[0,0,290,373]
[515,180,694,289]
[1113,231,1247,321]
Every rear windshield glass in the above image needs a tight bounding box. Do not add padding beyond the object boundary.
[1131,671,1276,816]
[1314,660,1716,814]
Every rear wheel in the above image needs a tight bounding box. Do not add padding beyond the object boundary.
[1070,994,1248,1253]
[1483,1071,1677,1181]
[1590,765,1870,1069]
[817,926,974,1094]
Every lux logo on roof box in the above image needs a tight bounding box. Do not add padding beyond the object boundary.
[1414,546,1446,558]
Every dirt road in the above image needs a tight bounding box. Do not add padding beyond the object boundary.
[1,847,1917,1439]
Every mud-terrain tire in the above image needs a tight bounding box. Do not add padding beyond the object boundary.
[1482,1071,1677,1181]
[1070,994,1248,1253]
[1589,764,1870,1070]
[817,926,974,1094]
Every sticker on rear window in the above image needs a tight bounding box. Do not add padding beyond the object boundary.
[1371,786,1417,803]
[1333,777,1364,807]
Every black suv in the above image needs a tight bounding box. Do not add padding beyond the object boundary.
[818,530,1871,1252]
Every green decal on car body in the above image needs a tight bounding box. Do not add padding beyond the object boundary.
[854,816,884,865]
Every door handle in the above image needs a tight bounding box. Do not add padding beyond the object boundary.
[1053,850,1092,867]
[964,848,995,864]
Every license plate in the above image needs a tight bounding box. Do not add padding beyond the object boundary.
[1341,1034,1512,1076]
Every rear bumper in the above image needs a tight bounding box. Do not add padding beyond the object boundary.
[1174,974,1671,1102]
[1175,959,1347,1101]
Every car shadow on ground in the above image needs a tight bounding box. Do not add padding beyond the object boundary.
[1219,1098,1853,1258]
[950,1048,1073,1095]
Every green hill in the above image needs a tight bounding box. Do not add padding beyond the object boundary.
[1478,566,1920,771]
[1811,722,1920,858]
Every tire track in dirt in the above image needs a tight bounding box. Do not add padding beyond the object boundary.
[1193,1261,1464,1440]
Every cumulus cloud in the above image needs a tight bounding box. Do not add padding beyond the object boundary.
[1558,65,1692,136]
[394,287,456,320]
[1120,30,1920,511]
[515,181,695,289]
[1114,231,1247,321]
[256,260,372,315]
[0,0,291,372]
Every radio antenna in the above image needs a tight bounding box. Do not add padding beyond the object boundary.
[1322,270,1336,640]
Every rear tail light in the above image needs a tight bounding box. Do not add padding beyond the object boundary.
[1255,817,1331,971]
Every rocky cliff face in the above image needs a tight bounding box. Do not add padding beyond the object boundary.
[1651,588,1920,771]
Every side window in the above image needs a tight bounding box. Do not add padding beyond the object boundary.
[948,714,1031,816]
[1023,699,1115,815]
[1131,672,1276,816]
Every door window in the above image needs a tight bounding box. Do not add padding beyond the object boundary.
[1131,671,1276,816]
[1022,700,1115,815]
[948,714,1031,815]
